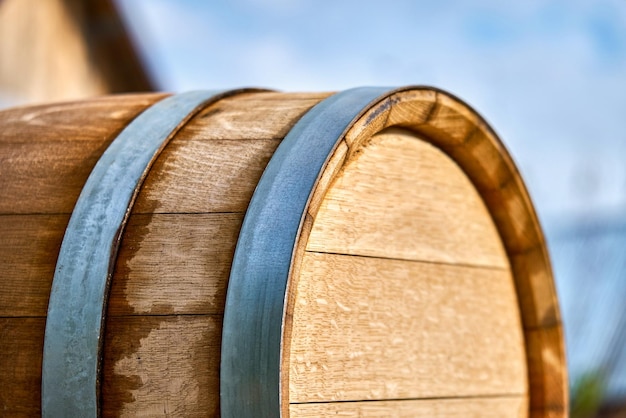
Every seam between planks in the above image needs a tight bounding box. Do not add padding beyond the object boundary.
[304,249,509,271]
[289,392,526,405]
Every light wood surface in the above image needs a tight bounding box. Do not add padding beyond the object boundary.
[133,138,280,214]
[109,213,242,316]
[175,92,331,141]
[307,128,508,268]
[288,128,526,412]
[290,396,528,417]
[102,315,222,418]
[289,252,525,403]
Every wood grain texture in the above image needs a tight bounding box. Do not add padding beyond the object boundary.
[0,140,108,214]
[176,92,331,141]
[290,396,528,418]
[0,318,45,417]
[0,94,165,144]
[0,94,164,416]
[0,215,67,317]
[287,127,526,410]
[0,94,165,214]
[0,92,329,416]
[0,95,168,320]
[307,128,508,268]
[380,89,565,415]
[109,213,243,316]
[133,138,280,214]
[289,252,525,403]
[102,315,221,418]
[404,91,567,415]
[132,93,331,214]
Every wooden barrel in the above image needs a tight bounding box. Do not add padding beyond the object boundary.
[0,87,567,417]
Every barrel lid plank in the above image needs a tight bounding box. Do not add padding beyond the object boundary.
[289,127,525,407]
[306,128,508,268]
[285,87,567,417]
[290,397,529,418]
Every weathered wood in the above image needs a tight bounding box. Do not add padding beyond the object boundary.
[0,95,165,322]
[175,92,331,141]
[109,213,242,316]
[102,315,222,418]
[0,92,328,416]
[103,92,328,414]
[290,396,528,417]
[133,92,330,214]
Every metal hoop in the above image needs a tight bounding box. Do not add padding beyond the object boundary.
[42,89,249,417]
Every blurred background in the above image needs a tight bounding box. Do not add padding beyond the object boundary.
[1,0,624,416]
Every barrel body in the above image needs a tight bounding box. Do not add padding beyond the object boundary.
[0,89,567,417]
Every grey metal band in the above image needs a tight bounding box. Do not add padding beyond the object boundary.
[221,87,402,417]
[42,89,242,417]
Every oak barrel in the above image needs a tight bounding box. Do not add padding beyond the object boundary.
[0,87,567,417]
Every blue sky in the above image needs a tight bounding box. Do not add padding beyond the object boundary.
[116,0,626,225]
